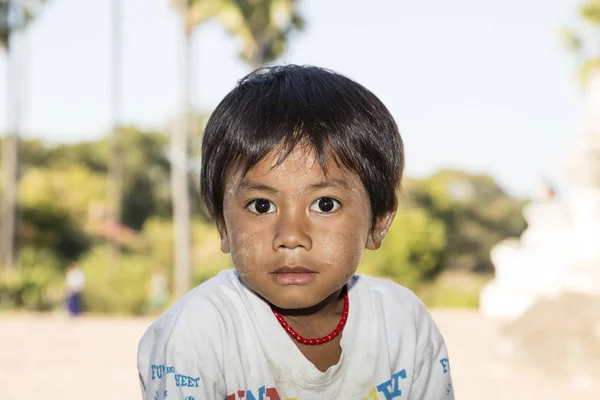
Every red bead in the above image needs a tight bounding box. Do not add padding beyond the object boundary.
[327,334,335,341]
[302,338,310,345]
[308,339,316,345]
[281,320,288,328]
[316,338,323,344]
[285,325,293,333]
[290,331,298,339]
[297,335,303,342]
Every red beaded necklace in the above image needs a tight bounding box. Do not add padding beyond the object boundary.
[271,290,349,346]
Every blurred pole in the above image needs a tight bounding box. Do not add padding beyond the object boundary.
[0,1,19,271]
[172,1,193,298]
[107,0,123,270]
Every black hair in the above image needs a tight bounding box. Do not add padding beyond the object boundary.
[200,64,404,226]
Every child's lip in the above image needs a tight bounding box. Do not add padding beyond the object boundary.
[269,267,318,285]
[271,265,317,274]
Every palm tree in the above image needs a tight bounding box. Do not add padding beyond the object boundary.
[170,0,195,299]
[107,0,123,269]
[210,0,304,69]
[169,0,303,297]
[561,0,600,82]
[0,0,47,271]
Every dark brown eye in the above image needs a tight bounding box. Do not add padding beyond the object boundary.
[310,197,340,213]
[319,198,334,212]
[248,199,275,214]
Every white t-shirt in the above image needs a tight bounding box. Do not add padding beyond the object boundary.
[137,270,454,400]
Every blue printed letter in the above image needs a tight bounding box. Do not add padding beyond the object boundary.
[246,386,266,400]
[439,358,449,373]
[376,369,407,399]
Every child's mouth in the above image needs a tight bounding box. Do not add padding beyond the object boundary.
[270,266,318,285]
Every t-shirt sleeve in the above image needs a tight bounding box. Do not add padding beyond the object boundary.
[409,308,455,400]
[137,303,226,400]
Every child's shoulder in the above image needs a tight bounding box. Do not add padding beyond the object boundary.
[139,270,239,350]
[355,275,443,354]
[355,274,429,317]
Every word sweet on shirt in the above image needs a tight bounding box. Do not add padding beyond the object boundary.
[151,364,201,389]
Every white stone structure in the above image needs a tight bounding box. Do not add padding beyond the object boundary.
[480,69,600,319]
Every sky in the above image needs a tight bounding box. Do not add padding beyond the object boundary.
[0,0,588,198]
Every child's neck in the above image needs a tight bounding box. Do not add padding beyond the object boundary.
[271,288,344,319]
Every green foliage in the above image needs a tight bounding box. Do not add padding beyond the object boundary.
[8,130,526,312]
[360,207,447,289]
[581,0,600,24]
[416,272,492,308]
[562,0,600,82]
[20,164,107,223]
[48,141,110,173]
[0,0,48,49]
[20,204,90,261]
[76,219,231,315]
[580,58,600,84]
[180,0,304,67]
[17,164,99,261]
[0,247,65,311]
[191,221,233,285]
[119,127,172,228]
[20,128,172,230]
[141,217,232,289]
[404,170,526,273]
[79,246,155,315]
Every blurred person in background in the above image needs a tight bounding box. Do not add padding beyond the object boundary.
[65,262,85,317]
[148,266,169,315]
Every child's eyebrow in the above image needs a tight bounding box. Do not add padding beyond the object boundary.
[236,180,279,194]
[308,179,351,191]
[236,178,351,194]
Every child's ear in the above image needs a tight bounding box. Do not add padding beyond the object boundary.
[366,208,396,250]
[217,223,230,253]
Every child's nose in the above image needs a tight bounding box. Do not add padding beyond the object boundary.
[273,211,312,251]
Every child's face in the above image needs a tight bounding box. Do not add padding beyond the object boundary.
[219,145,394,310]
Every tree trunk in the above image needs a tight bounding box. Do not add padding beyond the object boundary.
[172,7,193,299]
[0,136,18,271]
[107,0,123,269]
[0,33,19,271]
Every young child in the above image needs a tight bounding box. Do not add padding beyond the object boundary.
[137,65,454,399]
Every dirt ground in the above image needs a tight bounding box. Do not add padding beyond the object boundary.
[1,310,599,400]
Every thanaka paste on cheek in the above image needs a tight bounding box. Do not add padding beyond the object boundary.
[231,232,261,278]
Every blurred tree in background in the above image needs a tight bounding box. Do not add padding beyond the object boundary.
[0,0,529,314]
[405,170,527,274]
[1,0,48,272]
[561,0,600,82]
[360,170,526,306]
[212,0,304,68]
[0,133,527,313]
